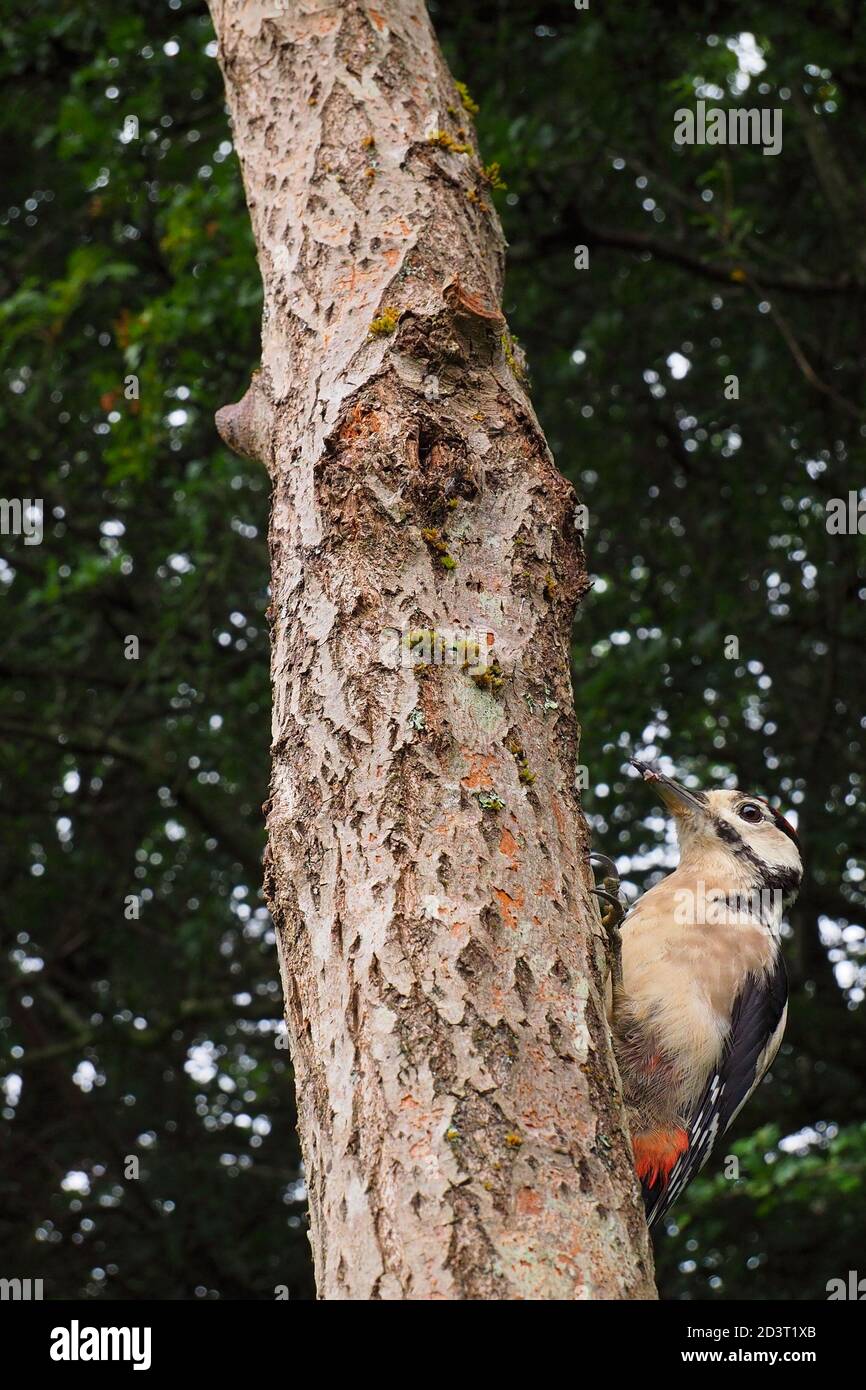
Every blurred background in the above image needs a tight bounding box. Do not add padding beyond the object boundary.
[1,0,864,1300]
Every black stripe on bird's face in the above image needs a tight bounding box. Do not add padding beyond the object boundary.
[711,817,802,903]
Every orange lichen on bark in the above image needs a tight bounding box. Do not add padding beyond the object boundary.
[498,827,519,859]
[493,886,524,928]
[516,1187,542,1215]
[335,261,376,297]
[461,751,497,790]
[339,401,382,442]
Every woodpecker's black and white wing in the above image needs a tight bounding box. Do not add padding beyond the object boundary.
[644,953,788,1229]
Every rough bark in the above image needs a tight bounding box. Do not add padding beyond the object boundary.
[208,0,655,1300]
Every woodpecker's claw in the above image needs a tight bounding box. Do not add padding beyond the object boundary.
[589,851,618,879]
[591,886,622,916]
[590,854,625,989]
[590,853,625,928]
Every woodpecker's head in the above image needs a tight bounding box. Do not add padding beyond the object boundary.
[631,759,802,899]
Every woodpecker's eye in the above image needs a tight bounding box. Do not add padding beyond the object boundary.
[738,803,763,824]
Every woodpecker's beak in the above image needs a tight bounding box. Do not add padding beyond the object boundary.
[630,759,707,817]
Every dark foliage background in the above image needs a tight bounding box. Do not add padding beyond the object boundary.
[1,0,863,1301]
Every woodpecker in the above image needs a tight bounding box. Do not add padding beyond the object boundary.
[596,760,802,1229]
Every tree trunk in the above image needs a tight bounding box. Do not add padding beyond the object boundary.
[208,0,655,1300]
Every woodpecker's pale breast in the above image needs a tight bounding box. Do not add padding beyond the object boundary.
[614,868,780,1111]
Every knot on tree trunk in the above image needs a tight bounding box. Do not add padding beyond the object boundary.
[214,370,274,469]
[443,275,505,326]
